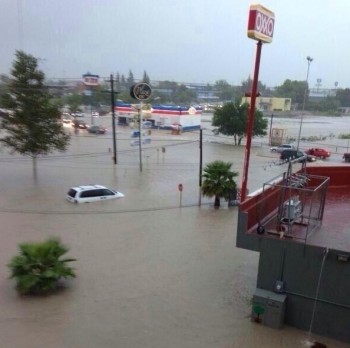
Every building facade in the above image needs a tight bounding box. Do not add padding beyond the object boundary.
[241,97,292,112]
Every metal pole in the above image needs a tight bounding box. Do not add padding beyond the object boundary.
[110,74,117,164]
[297,56,313,150]
[198,128,203,206]
[90,87,94,126]
[138,102,143,172]
[241,40,263,202]
[269,113,274,145]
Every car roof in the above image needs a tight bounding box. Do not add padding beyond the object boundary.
[70,185,107,192]
[281,149,304,154]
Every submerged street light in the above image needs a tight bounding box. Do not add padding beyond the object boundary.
[297,56,313,150]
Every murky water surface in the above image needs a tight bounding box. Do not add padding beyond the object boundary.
[0,116,348,347]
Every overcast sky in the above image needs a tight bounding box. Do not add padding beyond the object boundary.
[0,0,347,88]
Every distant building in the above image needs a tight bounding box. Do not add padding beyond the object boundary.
[338,107,350,115]
[309,88,336,101]
[241,97,292,112]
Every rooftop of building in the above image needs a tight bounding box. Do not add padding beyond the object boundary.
[240,163,350,252]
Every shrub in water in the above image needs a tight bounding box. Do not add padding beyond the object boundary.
[8,238,76,295]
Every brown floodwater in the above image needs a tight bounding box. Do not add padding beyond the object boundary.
[0,122,347,347]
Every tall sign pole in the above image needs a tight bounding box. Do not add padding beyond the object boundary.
[82,73,99,126]
[138,103,143,172]
[241,4,275,202]
[130,82,152,172]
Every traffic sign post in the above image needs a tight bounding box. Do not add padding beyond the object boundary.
[130,83,153,173]
[130,82,152,101]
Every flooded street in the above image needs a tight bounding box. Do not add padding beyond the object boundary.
[0,116,348,347]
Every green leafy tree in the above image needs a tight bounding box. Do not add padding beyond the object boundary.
[114,72,122,93]
[118,90,135,103]
[0,51,70,175]
[142,70,150,84]
[308,96,340,114]
[240,76,268,96]
[202,160,238,208]
[92,82,111,107]
[214,79,235,101]
[253,303,265,323]
[8,238,76,295]
[336,88,350,107]
[173,84,197,104]
[0,74,11,107]
[120,74,126,89]
[274,79,307,107]
[212,101,268,145]
[127,70,135,88]
[64,92,84,114]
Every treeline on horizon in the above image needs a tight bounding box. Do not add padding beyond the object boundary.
[1,67,350,114]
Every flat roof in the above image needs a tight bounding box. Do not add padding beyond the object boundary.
[243,165,350,252]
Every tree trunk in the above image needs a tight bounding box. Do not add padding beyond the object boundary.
[32,156,37,180]
[214,195,220,208]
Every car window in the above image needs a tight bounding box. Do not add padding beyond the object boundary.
[80,190,94,198]
[81,189,106,198]
[102,189,115,196]
[67,189,77,198]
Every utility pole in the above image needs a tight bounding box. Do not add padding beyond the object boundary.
[110,74,117,164]
[198,128,203,206]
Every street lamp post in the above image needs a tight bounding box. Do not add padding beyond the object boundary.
[297,56,313,150]
[269,113,274,145]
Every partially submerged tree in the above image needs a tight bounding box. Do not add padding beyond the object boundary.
[212,101,268,145]
[0,51,70,175]
[8,237,76,295]
[202,160,238,208]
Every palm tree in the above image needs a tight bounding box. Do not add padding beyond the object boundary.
[8,238,76,295]
[202,160,239,208]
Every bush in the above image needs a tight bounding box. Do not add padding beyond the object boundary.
[338,133,350,140]
[8,238,76,295]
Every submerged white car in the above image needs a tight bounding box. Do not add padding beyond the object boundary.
[66,185,124,203]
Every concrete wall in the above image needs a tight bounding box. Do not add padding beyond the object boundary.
[237,212,350,343]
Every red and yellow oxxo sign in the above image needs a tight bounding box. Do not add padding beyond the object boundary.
[247,4,275,43]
